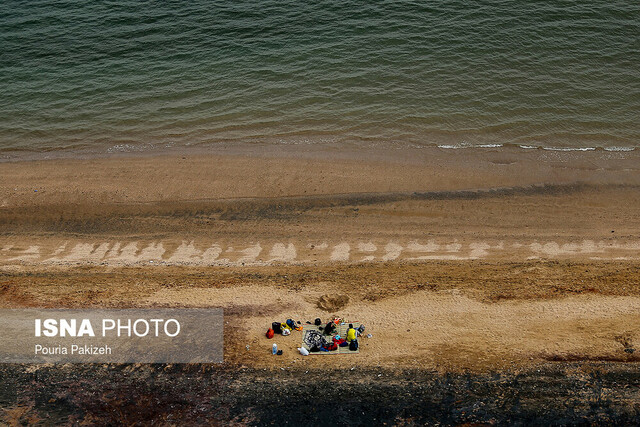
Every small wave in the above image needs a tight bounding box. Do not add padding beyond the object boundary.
[437,143,637,152]
[106,143,161,154]
[604,146,636,152]
[542,147,597,152]
[437,143,503,149]
[437,144,466,149]
[477,144,504,148]
[539,146,636,152]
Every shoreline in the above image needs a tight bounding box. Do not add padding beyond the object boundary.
[1,139,639,166]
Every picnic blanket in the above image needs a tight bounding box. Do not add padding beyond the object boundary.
[301,322,360,355]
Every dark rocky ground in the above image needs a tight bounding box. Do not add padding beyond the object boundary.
[1,362,639,426]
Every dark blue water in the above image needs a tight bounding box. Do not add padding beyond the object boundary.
[1,1,638,157]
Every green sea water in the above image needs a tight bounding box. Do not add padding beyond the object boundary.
[1,1,638,158]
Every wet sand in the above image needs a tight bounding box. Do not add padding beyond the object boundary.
[2,147,639,266]
[1,147,639,424]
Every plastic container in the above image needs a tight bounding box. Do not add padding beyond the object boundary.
[298,347,309,356]
[272,343,277,355]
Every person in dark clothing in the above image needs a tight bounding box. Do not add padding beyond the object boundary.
[324,321,336,335]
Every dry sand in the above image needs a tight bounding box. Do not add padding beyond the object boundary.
[2,261,639,373]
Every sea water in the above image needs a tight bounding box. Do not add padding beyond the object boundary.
[1,1,638,159]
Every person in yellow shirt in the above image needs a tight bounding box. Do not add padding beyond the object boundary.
[346,324,357,342]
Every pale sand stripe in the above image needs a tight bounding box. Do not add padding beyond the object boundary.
[0,239,638,266]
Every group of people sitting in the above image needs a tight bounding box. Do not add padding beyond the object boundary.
[305,319,364,352]
[266,317,365,354]
[312,318,364,352]
[266,318,364,355]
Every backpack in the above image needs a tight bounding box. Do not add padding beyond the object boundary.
[349,339,359,351]
[272,322,282,334]
[266,328,274,339]
[286,319,296,329]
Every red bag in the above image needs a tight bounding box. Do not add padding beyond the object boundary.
[266,328,274,339]
[324,342,338,351]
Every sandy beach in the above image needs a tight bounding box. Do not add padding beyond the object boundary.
[1,147,639,423]
[2,147,639,347]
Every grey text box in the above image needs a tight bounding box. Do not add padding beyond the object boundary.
[0,309,223,363]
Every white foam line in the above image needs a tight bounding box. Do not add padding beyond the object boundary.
[604,146,636,152]
[542,147,596,152]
